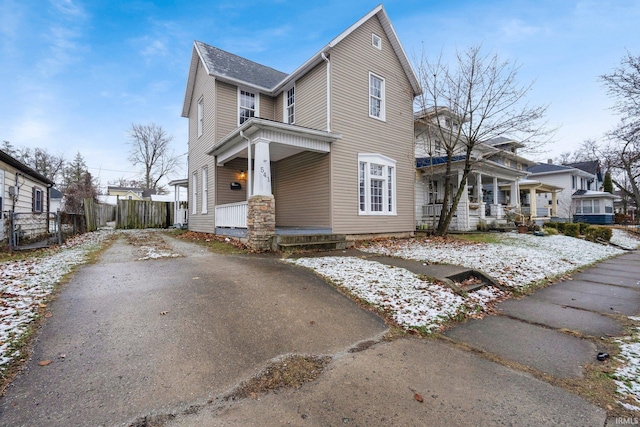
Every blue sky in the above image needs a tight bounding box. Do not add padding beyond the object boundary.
[1,0,639,190]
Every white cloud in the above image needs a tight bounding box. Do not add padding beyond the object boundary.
[500,18,543,41]
[141,39,167,57]
[49,0,87,19]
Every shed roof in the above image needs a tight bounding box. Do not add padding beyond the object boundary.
[0,149,54,186]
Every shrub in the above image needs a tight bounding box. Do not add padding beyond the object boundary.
[556,222,567,232]
[544,222,558,229]
[564,223,580,237]
[578,222,591,235]
[585,226,612,242]
[544,227,559,236]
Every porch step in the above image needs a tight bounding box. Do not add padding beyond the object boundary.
[276,234,350,252]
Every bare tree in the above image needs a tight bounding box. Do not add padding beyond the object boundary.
[600,52,640,214]
[2,144,65,185]
[64,171,99,214]
[414,45,551,235]
[127,123,179,193]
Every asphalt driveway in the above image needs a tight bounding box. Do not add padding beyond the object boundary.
[0,235,386,426]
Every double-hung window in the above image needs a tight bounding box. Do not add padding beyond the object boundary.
[358,153,396,215]
[32,187,43,213]
[239,90,256,125]
[369,72,385,121]
[286,86,295,124]
[201,167,208,214]
[192,172,198,215]
[197,96,204,137]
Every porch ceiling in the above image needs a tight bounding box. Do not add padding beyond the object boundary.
[208,118,341,165]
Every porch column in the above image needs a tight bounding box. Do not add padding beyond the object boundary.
[458,169,469,230]
[253,138,272,196]
[529,188,537,219]
[476,173,483,202]
[551,191,557,216]
[492,177,498,205]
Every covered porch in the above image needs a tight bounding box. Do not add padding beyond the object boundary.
[416,158,527,231]
[168,178,189,228]
[208,119,340,249]
[503,179,562,223]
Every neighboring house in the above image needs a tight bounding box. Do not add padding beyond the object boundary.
[50,188,63,213]
[564,160,604,191]
[1,149,54,242]
[181,5,421,249]
[527,161,617,224]
[614,189,637,223]
[107,186,157,201]
[414,109,537,231]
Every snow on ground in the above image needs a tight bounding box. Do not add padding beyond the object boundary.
[611,228,640,250]
[0,229,113,369]
[615,317,640,411]
[359,233,624,289]
[288,256,506,332]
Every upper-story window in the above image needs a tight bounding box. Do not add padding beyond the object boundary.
[369,72,385,121]
[197,96,204,137]
[239,90,256,125]
[572,175,577,190]
[372,33,382,50]
[286,86,295,124]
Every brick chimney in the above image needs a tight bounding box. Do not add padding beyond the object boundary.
[547,159,553,164]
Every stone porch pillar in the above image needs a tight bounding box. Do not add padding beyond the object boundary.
[247,195,275,251]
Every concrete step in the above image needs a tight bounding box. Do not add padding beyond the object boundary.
[276,234,350,252]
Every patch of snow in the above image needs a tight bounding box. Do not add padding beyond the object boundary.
[360,234,623,288]
[287,257,505,331]
[611,229,640,250]
[614,325,640,410]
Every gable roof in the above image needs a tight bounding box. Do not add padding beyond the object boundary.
[527,163,572,174]
[182,4,421,117]
[0,149,54,186]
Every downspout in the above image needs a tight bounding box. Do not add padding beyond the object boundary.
[321,52,331,132]
[240,130,251,200]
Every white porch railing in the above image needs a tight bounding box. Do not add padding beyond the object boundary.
[421,203,457,218]
[215,201,248,228]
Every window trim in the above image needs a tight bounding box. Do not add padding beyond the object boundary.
[201,167,208,214]
[32,186,43,213]
[372,33,382,50]
[197,96,204,137]
[358,153,396,216]
[192,172,198,215]
[285,85,295,124]
[368,72,385,121]
[238,88,259,126]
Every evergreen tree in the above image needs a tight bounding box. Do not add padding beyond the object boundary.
[603,171,614,193]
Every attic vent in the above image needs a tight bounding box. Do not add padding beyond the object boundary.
[372,33,382,50]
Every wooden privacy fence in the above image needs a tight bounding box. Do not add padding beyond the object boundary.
[84,198,116,231]
[115,199,174,229]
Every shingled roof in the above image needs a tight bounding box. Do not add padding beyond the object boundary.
[527,163,572,174]
[194,41,288,90]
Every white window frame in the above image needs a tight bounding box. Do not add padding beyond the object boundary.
[358,153,396,215]
[369,72,385,121]
[238,88,259,126]
[285,86,295,124]
[192,172,197,215]
[201,167,208,214]
[197,96,204,137]
[372,33,382,50]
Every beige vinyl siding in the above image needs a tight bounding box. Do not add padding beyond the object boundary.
[274,92,284,122]
[260,94,276,121]
[215,81,239,141]
[216,158,247,205]
[0,163,50,239]
[295,62,327,131]
[187,61,217,232]
[329,15,415,234]
[273,152,330,227]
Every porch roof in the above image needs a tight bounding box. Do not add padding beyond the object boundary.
[416,155,528,179]
[503,179,562,193]
[208,118,341,165]
[572,189,620,200]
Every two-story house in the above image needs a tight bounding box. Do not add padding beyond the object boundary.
[181,5,421,250]
[527,161,617,224]
[414,108,537,231]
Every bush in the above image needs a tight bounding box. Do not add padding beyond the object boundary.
[578,222,591,235]
[544,227,559,236]
[585,226,612,242]
[544,222,558,229]
[556,222,567,232]
[563,223,580,237]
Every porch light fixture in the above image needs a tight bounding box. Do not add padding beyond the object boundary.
[238,170,246,180]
